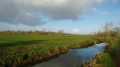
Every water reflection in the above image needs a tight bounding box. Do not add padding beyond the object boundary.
[34,43,106,67]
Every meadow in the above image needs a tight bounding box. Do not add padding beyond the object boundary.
[0,34,103,67]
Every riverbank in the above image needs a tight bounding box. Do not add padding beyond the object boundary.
[83,38,120,67]
[0,34,103,67]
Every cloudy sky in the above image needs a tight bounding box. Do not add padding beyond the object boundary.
[0,0,120,34]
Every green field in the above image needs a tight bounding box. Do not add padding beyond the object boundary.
[0,34,101,50]
[0,34,103,66]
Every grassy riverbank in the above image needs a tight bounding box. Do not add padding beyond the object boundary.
[0,34,103,67]
[83,38,120,67]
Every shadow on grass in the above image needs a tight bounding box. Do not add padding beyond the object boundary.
[0,40,46,49]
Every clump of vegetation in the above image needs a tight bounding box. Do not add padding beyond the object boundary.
[83,38,120,67]
[83,22,120,67]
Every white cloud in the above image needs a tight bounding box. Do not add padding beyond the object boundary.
[84,7,98,13]
[28,0,104,20]
[101,11,108,16]
[0,0,106,26]
[0,0,46,26]
[73,29,80,33]
[91,8,98,13]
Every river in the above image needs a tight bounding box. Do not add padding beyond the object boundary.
[33,43,107,67]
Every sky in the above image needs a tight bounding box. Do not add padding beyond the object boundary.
[0,0,120,34]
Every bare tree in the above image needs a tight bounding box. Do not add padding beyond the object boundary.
[101,22,113,32]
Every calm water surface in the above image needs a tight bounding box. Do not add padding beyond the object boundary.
[34,43,107,67]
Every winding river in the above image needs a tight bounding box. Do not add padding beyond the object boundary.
[33,43,107,67]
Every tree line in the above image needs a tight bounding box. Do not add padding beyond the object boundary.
[0,30,67,35]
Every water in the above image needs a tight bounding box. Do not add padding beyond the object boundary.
[33,43,107,67]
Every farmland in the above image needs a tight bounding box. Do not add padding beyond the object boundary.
[0,34,103,67]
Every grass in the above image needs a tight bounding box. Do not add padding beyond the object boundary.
[97,38,120,67]
[0,34,103,67]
